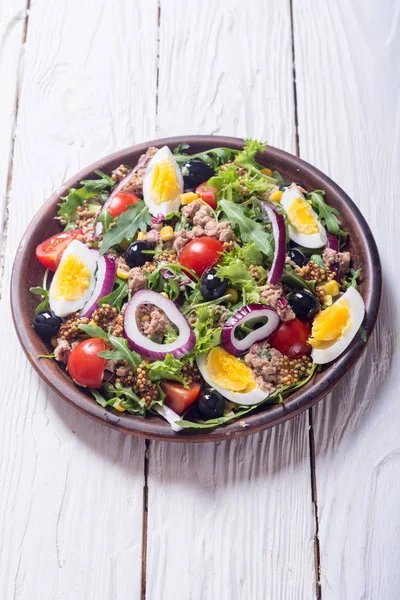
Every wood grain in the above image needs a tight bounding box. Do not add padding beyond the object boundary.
[145,1,317,598]
[293,1,400,598]
[0,0,158,597]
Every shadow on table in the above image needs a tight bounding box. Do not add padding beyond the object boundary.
[312,276,395,455]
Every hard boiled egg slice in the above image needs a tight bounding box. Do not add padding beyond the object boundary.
[49,240,97,317]
[196,347,267,406]
[143,146,183,217]
[310,286,365,364]
[281,183,327,248]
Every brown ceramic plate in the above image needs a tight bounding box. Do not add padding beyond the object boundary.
[11,136,381,442]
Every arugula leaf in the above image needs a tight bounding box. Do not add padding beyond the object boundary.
[78,324,109,340]
[90,389,109,408]
[347,268,361,289]
[58,172,114,223]
[100,202,151,255]
[99,277,129,310]
[281,265,316,294]
[103,382,147,416]
[145,262,196,301]
[97,209,115,233]
[30,286,49,313]
[173,147,237,169]
[148,354,187,386]
[219,199,274,259]
[308,190,347,236]
[272,170,285,187]
[359,326,367,343]
[108,336,141,371]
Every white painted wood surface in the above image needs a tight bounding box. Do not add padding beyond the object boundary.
[294,1,400,598]
[0,0,398,599]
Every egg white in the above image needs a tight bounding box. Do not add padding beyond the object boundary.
[143,146,183,217]
[49,240,97,317]
[281,184,327,248]
[311,286,365,365]
[196,352,268,406]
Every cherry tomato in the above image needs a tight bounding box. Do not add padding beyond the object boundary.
[161,381,201,414]
[36,229,82,271]
[67,338,106,389]
[179,236,224,277]
[108,192,140,218]
[196,181,217,210]
[269,318,312,358]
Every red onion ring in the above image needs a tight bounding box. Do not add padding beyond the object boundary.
[261,202,287,284]
[326,232,339,252]
[81,253,117,317]
[124,289,195,359]
[221,304,280,355]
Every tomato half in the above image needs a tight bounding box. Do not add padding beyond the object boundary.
[196,182,217,210]
[269,319,312,358]
[108,192,140,218]
[67,338,106,389]
[178,236,224,277]
[161,381,201,414]
[36,229,82,271]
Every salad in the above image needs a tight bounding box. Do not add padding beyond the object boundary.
[30,140,365,432]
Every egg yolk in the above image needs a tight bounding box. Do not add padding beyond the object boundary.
[53,255,91,301]
[309,301,351,348]
[151,160,180,204]
[288,198,319,234]
[206,347,256,392]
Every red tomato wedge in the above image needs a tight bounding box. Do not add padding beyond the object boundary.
[196,182,218,210]
[67,338,106,389]
[161,381,201,414]
[269,318,312,358]
[36,229,82,271]
[108,192,140,218]
[178,236,224,277]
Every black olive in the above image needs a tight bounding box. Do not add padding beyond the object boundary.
[287,248,308,267]
[280,181,303,191]
[197,388,225,419]
[199,268,227,301]
[33,310,62,339]
[288,290,321,320]
[125,240,152,268]
[181,159,215,189]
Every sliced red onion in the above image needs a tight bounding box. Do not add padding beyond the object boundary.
[326,232,339,252]
[160,269,174,279]
[153,404,183,432]
[261,202,287,284]
[81,253,117,317]
[95,153,149,237]
[124,289,195,359]
[151,214,164,225]
[221,304,280,355]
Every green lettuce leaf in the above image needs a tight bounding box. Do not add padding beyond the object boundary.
[148,354,187,386]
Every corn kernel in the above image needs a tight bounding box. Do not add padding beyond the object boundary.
[137,231,147,241]
[225,288,239,303]
[114,404,126,413]
[116,268,129,280]
[89,319,97,326]
[322,280,340,296]
[324,295,333,306]
[262,168,273,177]
[51,336,58,348]
[160,225,174,241]
[141,315,150,323]
[180,192,199,205]
[160,292,169,298]
[270,190,283,202]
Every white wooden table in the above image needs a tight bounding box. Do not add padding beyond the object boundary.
[0,1,398,598]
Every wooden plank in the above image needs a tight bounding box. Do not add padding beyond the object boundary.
[0,1,158,598]
[146,1,317,598]
[0,0,27,291]
[293,1,400,598]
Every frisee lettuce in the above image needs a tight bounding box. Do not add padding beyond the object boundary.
[148,354,188,387]
[58,171,115,224]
